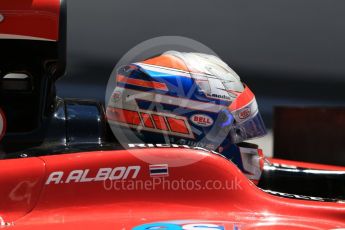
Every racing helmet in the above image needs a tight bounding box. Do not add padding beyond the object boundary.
[107,51,266,151]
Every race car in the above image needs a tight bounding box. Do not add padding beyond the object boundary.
[0,1,344,229]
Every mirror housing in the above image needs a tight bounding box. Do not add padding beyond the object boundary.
[0,0,67,134]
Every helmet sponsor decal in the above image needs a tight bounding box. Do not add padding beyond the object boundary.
[128,143,222,156]
[111,91,122,103]
[0,108,6,142]
[238,107,251,120]
[190,114,214,127]
[206,93,231,101]
[231,99,258,123]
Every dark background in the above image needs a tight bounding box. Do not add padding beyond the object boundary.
[56,0,345,128]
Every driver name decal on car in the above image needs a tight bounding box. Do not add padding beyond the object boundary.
[45,166,141,185]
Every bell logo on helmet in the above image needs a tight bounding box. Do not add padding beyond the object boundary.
[111,91,122,102]
[239,108,251,120]
[190,114,214,127]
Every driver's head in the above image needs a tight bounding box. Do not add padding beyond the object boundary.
[107,51,266,151]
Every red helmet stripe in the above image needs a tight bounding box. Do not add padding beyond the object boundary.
[140,113,155,128]
[106,108,141,126]
[166,117,189,134]
[151,115,169,131]
[229,85,255,112]
[141,54,190,72]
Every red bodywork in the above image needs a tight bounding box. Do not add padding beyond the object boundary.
[0,148,345,229]
[0,0,60,41]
